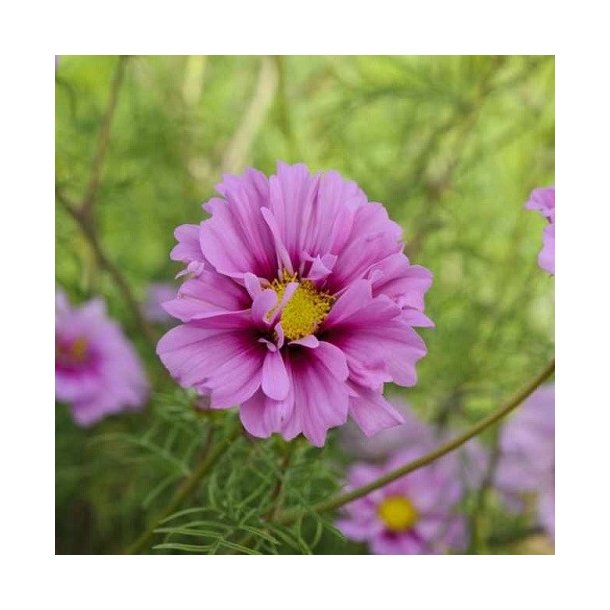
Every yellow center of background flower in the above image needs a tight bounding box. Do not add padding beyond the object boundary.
[378,496,419,532]
[71,337,89,362]
[271,270,335,341]
[56,336,90,366]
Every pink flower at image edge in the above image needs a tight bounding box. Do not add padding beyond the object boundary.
[494,384,555,539]
[525,186,554,275]
[55,290,149,426]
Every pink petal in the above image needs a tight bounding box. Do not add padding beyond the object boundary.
[251,289,278,325]
[171,224,203,264]
[157,315,265,406]
[368,254,433,312]
[163,271,249,322]
[326,288,428,388]
[268,162,321,268]
[199,170,277,280]
[348,385,406,437]
[284,341,349,446]
[240,389,294,438]
[326,203,402,293]
[289,334,319,348]
[262,350,289,400]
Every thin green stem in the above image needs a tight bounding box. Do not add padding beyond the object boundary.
[277,358,555,525]
[233,444,295,552]
[124,425,241,555]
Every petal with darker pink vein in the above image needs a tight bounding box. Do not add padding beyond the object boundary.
[162,271,249,322]
[283,341,349,446]
[348,384,405,437]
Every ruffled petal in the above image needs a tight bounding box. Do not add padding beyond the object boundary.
[262,350,289,400]
[348,384,406,437]
[199,169,277,280]
[162,271,249,322]
[171,224,204,264]
[240,389,294,438]
[368,254,433,312]
[325,282,428,388]
[282,341,349,446]
[268,162,321,270]
[326,203,403,293]
[156,313,265,407]
[251,289,278,325]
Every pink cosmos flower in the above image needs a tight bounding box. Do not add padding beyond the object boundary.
[336,446,468,554]
[340,397,489,490]
[157,162,433,446]
[55,290,149,426]
[494,384,555,539]
[143,282,177,324]
[525,186,555,275]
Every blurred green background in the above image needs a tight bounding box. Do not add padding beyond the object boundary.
[55,55,554,554]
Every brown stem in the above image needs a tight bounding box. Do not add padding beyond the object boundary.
[56,56,157,349]
[82,56,128,215]
[57,189,158,349]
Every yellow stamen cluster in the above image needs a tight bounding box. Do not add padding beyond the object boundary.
[270,270,335,341]
[378,496,419,532]
[70,337,89,362]
[56,336,89,366]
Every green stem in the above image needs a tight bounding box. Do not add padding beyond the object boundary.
[277,358,555,525]
[124,425,240,554]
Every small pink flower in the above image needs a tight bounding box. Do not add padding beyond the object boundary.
[337,447,468,554]
[55,290,149,426]
[525,186,555,275]
[158,162,433,446]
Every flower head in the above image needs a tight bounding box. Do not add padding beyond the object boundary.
[55,290,149,426]
[525,186,555,275]
[494,384,555,539]
[158,162,433,446]
[336,446,468,554]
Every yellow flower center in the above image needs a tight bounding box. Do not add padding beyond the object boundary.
[71,337,89,362]
[378,496,419,532]
[56,336,89,366]
[270,270,335,341]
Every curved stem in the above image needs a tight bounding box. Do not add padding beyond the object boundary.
[57,188,158,350]
[124,425,240,555]
[277,358,555,525]
[82,55,128,214]
[56,56,157,348]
